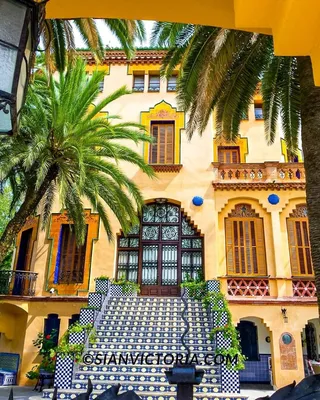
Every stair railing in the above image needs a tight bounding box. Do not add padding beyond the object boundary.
[180,287,191,358]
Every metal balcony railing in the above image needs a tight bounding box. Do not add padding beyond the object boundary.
[0,270,38,296]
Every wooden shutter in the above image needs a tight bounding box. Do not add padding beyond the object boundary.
[166,124,174,163]
[159,125,166,163]
[255,218,267,275]
[149,123,174,164]
[150,125,158,164]
[287,218,313,275]
[225,218,235,275]
[59,224,88,283]
[225,217,266,276]
[287,219,299,275]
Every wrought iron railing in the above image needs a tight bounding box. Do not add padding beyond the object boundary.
[0,270,38,296]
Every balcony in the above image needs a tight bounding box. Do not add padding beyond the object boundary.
[212,162,305,190]
[0,270,38,296]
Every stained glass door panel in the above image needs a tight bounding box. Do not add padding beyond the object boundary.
[161,245,178,286]
[142,245,158,285]
[117,202,204,296]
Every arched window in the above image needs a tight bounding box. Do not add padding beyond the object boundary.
[116,200,204,296]
[237,320,259,361]
[287,204,312,276]
[225,204,267,276]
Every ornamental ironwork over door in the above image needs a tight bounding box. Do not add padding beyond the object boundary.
[116,201,204,296]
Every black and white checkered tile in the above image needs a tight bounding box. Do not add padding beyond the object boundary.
[207,280,220,293]
[109,284,137,297]
[79,309,97,325]
[95,279,109,294]
[88,293,104,309]
[221,365,240,393]
[216,331,232,349]
[54,355,74,389]
[213,311,228,328]
[69,331,86,344]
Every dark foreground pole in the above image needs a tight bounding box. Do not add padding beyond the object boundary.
[165,363,204,400]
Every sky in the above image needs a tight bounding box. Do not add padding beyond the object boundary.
[73,20,154,48]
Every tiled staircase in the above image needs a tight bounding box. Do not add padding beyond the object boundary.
[43,294,244,400]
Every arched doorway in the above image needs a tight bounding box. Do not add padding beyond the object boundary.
[116,200,204,296]
[237,317,272,385]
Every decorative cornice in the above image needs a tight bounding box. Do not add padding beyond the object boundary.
[150,164,183,173]
[228,297,317,305]
[78,50,167,65]
[0,295,88,302]
[212,182,306,191]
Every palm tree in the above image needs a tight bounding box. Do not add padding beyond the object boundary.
[0,58,154,264]
[152,23,320,312]
[42,19,145,72]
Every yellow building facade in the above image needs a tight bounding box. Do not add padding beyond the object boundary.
[0,50,318,390]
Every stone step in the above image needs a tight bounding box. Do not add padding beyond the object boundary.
[98,321,210,328]
[89,342,214,352]
[43,388,247,400]
[96,330,211,340]
[71,379,221,393]
[74,372,220,385]
[105,304,207,311]
[101,315,209,323]
[95,336,212,345]
[104,310,208,317]
[76,364,220,376]
[102,311,208,321]
[97,325,210,334]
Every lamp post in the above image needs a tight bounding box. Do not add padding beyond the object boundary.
[0,0,46,135]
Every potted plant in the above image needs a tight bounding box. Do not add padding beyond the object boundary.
[26,331,57,387]
[109,279,140,296]
[68,322,96,344]
[26,365,40,382]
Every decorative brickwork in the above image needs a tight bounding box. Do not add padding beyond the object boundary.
[292,279,316,297]
[150,164,183,173]
[227,278,270,296]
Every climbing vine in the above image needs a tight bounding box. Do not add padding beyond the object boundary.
[50,322,97,364]
[181,280,246,371]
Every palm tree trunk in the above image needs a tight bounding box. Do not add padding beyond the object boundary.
[297,56,320,315]
[0,165,58,265]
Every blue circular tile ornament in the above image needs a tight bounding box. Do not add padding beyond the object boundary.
[268,194,280,205]
[192,196,204,206]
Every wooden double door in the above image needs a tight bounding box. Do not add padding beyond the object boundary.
[117,202,204,297]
